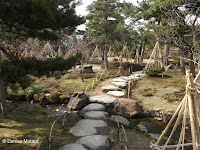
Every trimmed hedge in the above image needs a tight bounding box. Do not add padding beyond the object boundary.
[143,64,165,77]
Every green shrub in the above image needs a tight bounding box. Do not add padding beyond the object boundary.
[143,64,165,77]
[49,92,60,104]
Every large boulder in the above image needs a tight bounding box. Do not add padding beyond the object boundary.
[76,135,111,150]
[68,92,89,110]
[114,98,141,118]
[81,66,94,74]
[59,144,88,150]
[89,95,117,109]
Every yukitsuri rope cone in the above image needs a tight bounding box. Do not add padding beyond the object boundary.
[151,71,200,150]
[145,41,163,70]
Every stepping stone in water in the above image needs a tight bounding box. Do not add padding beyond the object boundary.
[112,81,127,89]
[83,111,108,122]
[59,143,88,150]
[69,125,98,137]
[110,115,130,127]
[101,85,122,93]
[76,135,111,150]
[107,91,125,97]
[76,119,108,128]
[89,95,117,109]
[82,103,106,115]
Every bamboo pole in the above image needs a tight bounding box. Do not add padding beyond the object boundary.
[155,95,186,145]
[153,143,193,149]
[188,72,200,149]
[163,98,185,149]
[187,72,197,150]
[194,70,200,83]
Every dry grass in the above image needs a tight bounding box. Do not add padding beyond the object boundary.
[131,74,186,111]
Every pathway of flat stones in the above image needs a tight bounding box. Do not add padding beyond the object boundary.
[59,71,145,150]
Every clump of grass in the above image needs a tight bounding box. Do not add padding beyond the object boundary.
[131,96,142,103]
[140,88,157,96]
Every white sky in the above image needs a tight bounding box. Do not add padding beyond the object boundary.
[75,0,141,30]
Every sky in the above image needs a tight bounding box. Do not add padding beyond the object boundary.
[75,0,141,30]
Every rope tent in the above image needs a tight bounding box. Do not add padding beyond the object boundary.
[39,42,57,59]
[90,45,101,60]
[151,71,200,150]
[57,46,63,57]
[107,46,115,57]
[145,41,163,69]
[120,42,131,62]
[21,49,35,58]
[64,48,75,59]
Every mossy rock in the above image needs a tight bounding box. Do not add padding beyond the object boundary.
[26,94,33,101]
[33,94,40,101]
[59,95,70,104]
[40,95,50,105]
[49,92,60,104]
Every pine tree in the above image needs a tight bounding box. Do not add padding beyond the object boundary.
[85,0,124,69]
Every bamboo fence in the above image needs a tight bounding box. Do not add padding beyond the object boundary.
[151,71,200,150]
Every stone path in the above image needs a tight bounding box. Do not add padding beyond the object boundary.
[59,71,145,150]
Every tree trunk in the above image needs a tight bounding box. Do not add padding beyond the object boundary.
[189,52,195,77]
[0,50,7,119]
[179,48,186,75]
[163,39,170,66]
[104,47,109,70]
[139,39,146,64]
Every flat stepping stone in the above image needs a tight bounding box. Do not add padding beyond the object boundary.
[107,91,125,97]
[70,125,98,137]
[128,75,140,80]
[110,115,130,127]
[76,135,111,150]
[89,95,117,109]
[76,119,108,128]
[59,143,88,150]
[112,78,127,83]
[112,81,127,89]
[119,76,132,81]
[101,85,122,93]
[132,70,143,74]
[83,111,108,122]
[82,103,106,115]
